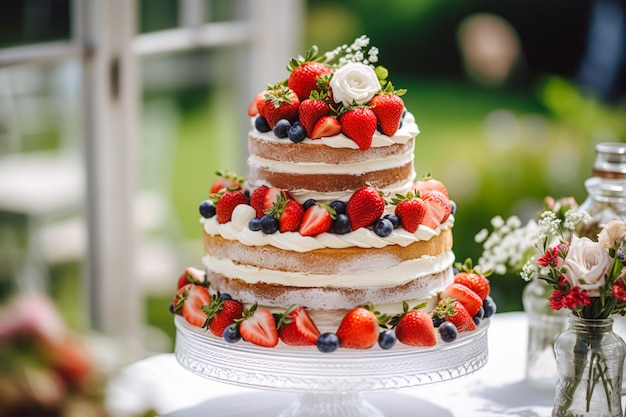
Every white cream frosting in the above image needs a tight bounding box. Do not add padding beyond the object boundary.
[202,250,454,288]
[250,112,419,148]
[203,204,454,253]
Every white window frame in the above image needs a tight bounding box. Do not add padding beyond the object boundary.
[0,0,303,360]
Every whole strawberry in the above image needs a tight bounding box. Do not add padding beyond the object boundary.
[214,189,248,224]
[278,306,321,346]
[250,186,287,218]
[340,107,377,150]
[265,191,304,233]
[299,91,331,138]
[392,191,427,232]
[336,305,380,349]
[263,84,300,129]
[371,92,405,136]
[391,302,436,347]
[202,293,244,337]
[287,46,333,101]
[433,298,477,333]
[346,186,385,230]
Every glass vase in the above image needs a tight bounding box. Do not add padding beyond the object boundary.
[522,277,568,390]
[552,315,626,417]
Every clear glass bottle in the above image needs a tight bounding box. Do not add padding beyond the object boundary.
[523,278,568,390]
[552,316,625,417]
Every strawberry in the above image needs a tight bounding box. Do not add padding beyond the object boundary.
[412,174,449,198]
[433,298,476,332]
[391,191,427,233]
[202,294,244,337]
[250,186,289,218]
[311,115,341,139]
[287,46,333,101]
[453,258,492,300]
[371,93,405,136]
[238,303,279,348]
[340,107,377,150]
[299,93,332,137]
[336,306,380,349]
[299,203,335,236]
[392,303,436,347]
[262,84,300,129]
[420,190,451,229]
[346,186,385,230]
[441,283,483,317]
[248,90,268,117]
[209,170,244,194]
[265,191,304,233]
[278,306,321,346]
[175,284,212,328]
[176,267,207,289]
[214,189,248,224]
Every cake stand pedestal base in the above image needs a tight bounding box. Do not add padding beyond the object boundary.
[278,392,383,417]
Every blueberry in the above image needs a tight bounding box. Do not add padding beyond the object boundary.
[332,213,352,234]
[223,323,242,343]
[439,321,458,343]
[220,293,232,301]
[330,200,346,215]
[317,332,340,353]
[475,306,485,320]
[248,217,262,231]
[373,218,393,237]
[378,330,397,350]
[432,316,445,328]
[449,200,457,216]
[383,214,401,229]
[260,215,279,234]
[255,116,271,132]
[303,199,317,211]
[199,200,216,218]
[288,124,307,143]
[473,316,481,326]
[168,302,175,314]
[483,296,497,318]
[273,119,291,138]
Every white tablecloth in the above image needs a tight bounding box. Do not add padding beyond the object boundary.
[106,312,558,417]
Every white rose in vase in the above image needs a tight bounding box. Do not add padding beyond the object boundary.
[562,236,612,297]
[329,62,380,107]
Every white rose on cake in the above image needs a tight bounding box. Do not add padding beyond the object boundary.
[330,62,380,107]
[562,236,612,296]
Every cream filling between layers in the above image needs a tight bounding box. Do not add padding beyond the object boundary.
[202,249,454,288]
[202,204,454,253]
[250,112,419,148]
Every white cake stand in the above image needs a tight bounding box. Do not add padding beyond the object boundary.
[174,314,489,417]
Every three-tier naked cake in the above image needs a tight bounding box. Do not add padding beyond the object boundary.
[171,36,495,352]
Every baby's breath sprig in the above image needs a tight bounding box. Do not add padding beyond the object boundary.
[324,35,380,68]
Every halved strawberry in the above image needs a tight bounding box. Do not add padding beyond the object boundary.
[441,283,483,317]
[247,90,268,117]
[278,306,321,346]
[202,294,244,337]
[420,190,451,229]
[336,306,380,349]
[263,84,300,129]
[209,171,244,194]
[453,258,492,300]
[311,115,341,139]
[412,174,449,198]
[346,186,385,230]
[371,92,405,136]
[214,189,248,224]
[250,186,289,218]
[238,303,279,348]
[299,203,335,236]
[175,284,212,328]
[265,191,304,233]
[392,303,436,347]
[176,267,207,289]
[391,191,427,233]
[340,107,377,150]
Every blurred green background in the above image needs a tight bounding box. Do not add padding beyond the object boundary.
[1,0,625,351]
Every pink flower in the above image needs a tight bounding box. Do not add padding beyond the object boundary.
[549,286,591,311]
[538,243,568,267]
[613,279,626,303]
[549,290,567,310]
